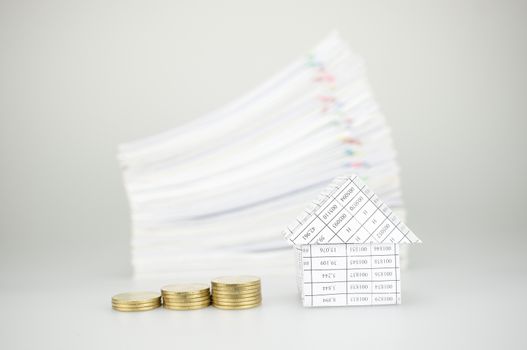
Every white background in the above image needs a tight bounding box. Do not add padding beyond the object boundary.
[1,0,526,349]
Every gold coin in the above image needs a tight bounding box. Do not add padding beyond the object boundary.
[211,288,261,295]
[163,302,210,307]
[112,304,160,311]
[213,298,262,306]
[163,300,209,306]
[212,290,261,297]
[212,281,260,288]
[212,292,261,297]
[162,292,210,299]
[211,276,260,288]
[112,301,160,308]
[213,302,261,310]
[212,284,260,291]
[164,303,210,309]
[112,308,158,312]
[112,291,161,305]
[164,299,210,305]
[212,296,261,304]
[163,298,210,304]
[162,291,210,299]
[212,296,262,303]
[112,304,160,312]
[212,295,261,300]
[163,303,210,310]
[212,296,260,302]
[161,283,210,296]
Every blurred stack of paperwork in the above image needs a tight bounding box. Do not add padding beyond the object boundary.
[118,32,408,279]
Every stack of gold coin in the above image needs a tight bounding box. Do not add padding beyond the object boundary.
[161,283,211,310]
[211,276,262,309]
[111,292,161,312]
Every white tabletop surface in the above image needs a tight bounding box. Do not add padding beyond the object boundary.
[2,237,526,350]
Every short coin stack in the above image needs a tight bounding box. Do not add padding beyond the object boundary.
[161,283,211,310]
[211,276,262,310]
[112,292,161,312]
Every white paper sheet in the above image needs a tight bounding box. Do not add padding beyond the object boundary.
[300,243,401,307]
[284,174,421,245]
[118,32,411,278]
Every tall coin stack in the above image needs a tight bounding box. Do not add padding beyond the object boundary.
[112,292,162,312]
[211,276,262,310]
[161,283,211,310]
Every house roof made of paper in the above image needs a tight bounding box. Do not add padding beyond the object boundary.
[283,174,421,246]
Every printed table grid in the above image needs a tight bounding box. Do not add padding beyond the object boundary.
[288,175,417,247]
[301,243,400,307]
[290,178,351,243]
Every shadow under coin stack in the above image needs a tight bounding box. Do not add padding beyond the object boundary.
[211,276,262,310]
[161,283,211,310]
[111,292,162,312]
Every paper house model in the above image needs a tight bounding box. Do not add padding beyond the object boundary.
[283,174,421,307]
